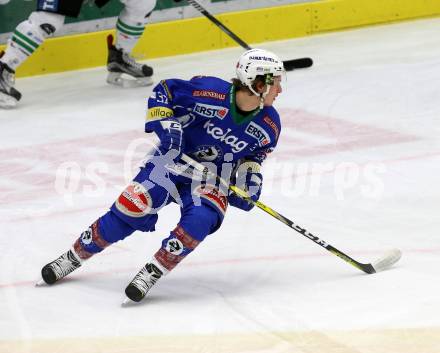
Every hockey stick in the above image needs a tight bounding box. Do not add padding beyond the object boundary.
[186,0,313,71]
[180,154,402,274]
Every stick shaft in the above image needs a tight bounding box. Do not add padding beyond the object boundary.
[181,154,375,274]
[186,0,313,71]
[187,0,251,50]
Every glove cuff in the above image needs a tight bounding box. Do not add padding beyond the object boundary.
[240,160,261,173]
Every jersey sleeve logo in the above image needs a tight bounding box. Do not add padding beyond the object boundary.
[146,106,174,121]
[193,103,229,119]
[192,90,226,101]
[263,116,280,139]
[245,121,271,147]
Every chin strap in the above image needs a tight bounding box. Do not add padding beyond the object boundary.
[259,94,264,109]
[249,75,272,109]
[257,85,271,109]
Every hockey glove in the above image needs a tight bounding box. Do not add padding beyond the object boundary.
[158,119,184,162]
[229,161,263,211]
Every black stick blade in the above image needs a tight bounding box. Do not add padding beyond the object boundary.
[283,57,313,71]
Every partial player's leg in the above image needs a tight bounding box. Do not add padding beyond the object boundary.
[124,183,228,302]
[40,212,137,284]
[0,11,64,108]
[0,60,21,109]
[39,164,170,285]
[106,0,157,87]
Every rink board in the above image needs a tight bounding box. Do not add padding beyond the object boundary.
[1,0,440,77]
[1,12,440,353]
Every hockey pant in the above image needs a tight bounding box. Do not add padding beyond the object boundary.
[36,0,156,19]
[34,0,156,53]
[72,161,228,272]
[1,0,156,70]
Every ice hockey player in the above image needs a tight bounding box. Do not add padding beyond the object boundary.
[38,48,285,304]
[0,0,183,108]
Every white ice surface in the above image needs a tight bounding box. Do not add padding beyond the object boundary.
[1,17,440,353]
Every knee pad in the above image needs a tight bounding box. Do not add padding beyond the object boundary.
[190,184,227,235]
[194,184,228,218]
[155,225,201,271]
[29,11,65,36]
[111,181,163,232]
[177,183,227,239]
[119,0,157,23]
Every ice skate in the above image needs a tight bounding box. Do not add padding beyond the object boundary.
[0,61,22,109]
[106,35,153,88]
[37,249,83,286]
[123,262,164,304]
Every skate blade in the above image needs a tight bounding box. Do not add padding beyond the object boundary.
[35,279,47,287]
[0,92,18,109]
[121,296,139,307]
[107,72,153,88]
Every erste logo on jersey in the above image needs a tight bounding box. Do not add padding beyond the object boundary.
[203,121,248,153]
[193,103,229,119]
[245,121,271,147]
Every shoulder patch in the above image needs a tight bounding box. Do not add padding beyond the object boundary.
[263,115,280,139]
[159,80,173,100]
[192,90,226,101]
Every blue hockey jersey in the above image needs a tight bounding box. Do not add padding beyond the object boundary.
[145,76,281,169]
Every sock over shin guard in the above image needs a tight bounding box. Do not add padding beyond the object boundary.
[115,0,156,53]
[73,211,135,260]
[154,225,201,271]
[1,11,64,70]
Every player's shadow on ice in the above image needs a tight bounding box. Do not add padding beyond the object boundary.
[45,262,358,306]
[74,270,288,305]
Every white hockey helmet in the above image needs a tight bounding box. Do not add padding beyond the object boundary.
[236,48,285,97]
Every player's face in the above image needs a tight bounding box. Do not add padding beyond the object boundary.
[263,76,283,106]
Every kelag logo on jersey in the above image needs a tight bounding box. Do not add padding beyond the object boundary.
[245,122,271,147]
[203,121,248,153]
[194,103,229,119]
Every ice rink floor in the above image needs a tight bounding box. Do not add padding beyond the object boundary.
[1,17,440,353]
